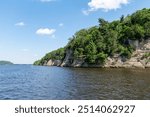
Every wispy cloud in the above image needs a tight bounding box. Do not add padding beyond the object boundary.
[40,0,56,2]
[15,22,25,26]
[22,49,29,52]
[36,28,56,36]
[83,0,129,15]
[59,23,64,27]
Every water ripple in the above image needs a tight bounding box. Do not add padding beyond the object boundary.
[0,65,150,100]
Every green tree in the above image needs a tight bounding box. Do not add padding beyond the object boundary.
[85,41,97,64]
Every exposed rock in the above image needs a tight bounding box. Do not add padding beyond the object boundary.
[71,59,84,67]
[104,57,123,68]
[53,60,62,66]
[122,63,133,68]
[46,59,62,66]
[128,40,139,49]
[45,39,150,68]
[61,49,73,67]
[47,60,53,66]
[132,62,145,68]
[146,62,150,68]
[140,59,146,66]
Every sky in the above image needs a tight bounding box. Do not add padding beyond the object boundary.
[0,0,150,64]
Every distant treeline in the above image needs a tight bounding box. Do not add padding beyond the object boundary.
[0,61,13,65]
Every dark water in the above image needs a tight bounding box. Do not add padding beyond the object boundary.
[0,65,149,100]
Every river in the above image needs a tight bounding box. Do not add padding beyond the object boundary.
[0,65,149,99]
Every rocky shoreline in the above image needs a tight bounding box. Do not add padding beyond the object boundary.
[43,40,150,68]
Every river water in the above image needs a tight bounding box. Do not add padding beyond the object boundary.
[0,65,149,100]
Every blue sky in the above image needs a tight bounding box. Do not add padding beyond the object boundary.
[0,0,150,64]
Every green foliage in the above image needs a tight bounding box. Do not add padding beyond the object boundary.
[96,52,108,63]
[144,22,150,38]
[34,8,150,65]
[34,48,65,65]
[120,15,125,22]
[120,47,132,58]
[131,8,150,25]
[131,24,145,40]
[143,53,150,63]
[143,53,150,58]
[33,60,41,65]
[85,41,97,64]
[0,61,13,65]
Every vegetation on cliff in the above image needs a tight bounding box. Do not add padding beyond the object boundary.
[34,8,150,66]
[34,48,65,65]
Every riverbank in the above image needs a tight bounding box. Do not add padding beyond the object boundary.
[39,40,150,68]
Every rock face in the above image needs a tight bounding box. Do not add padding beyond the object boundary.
[46,60,62,66]
[104,40,150,68]
[44,39,150,68]
[61,49,74,67]
[146,62,150,68]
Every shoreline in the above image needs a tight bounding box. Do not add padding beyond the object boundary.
[36,64,150,69]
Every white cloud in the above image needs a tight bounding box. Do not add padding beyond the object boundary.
[40,0,55,2]
[15,22,25,26]
[83,0,129,15]
[36,28,56,36]
[59,23,64,27]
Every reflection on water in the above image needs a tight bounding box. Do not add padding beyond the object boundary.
[0,65,150,100]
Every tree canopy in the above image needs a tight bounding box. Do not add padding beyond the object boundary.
[34,8,150,65]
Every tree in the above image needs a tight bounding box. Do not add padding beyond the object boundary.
[120,15,124,22]
[98,18,108,26]
[131,24,145,40]
[85,41,97,64]
[144,22,150,38]
[96,52,107,63]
